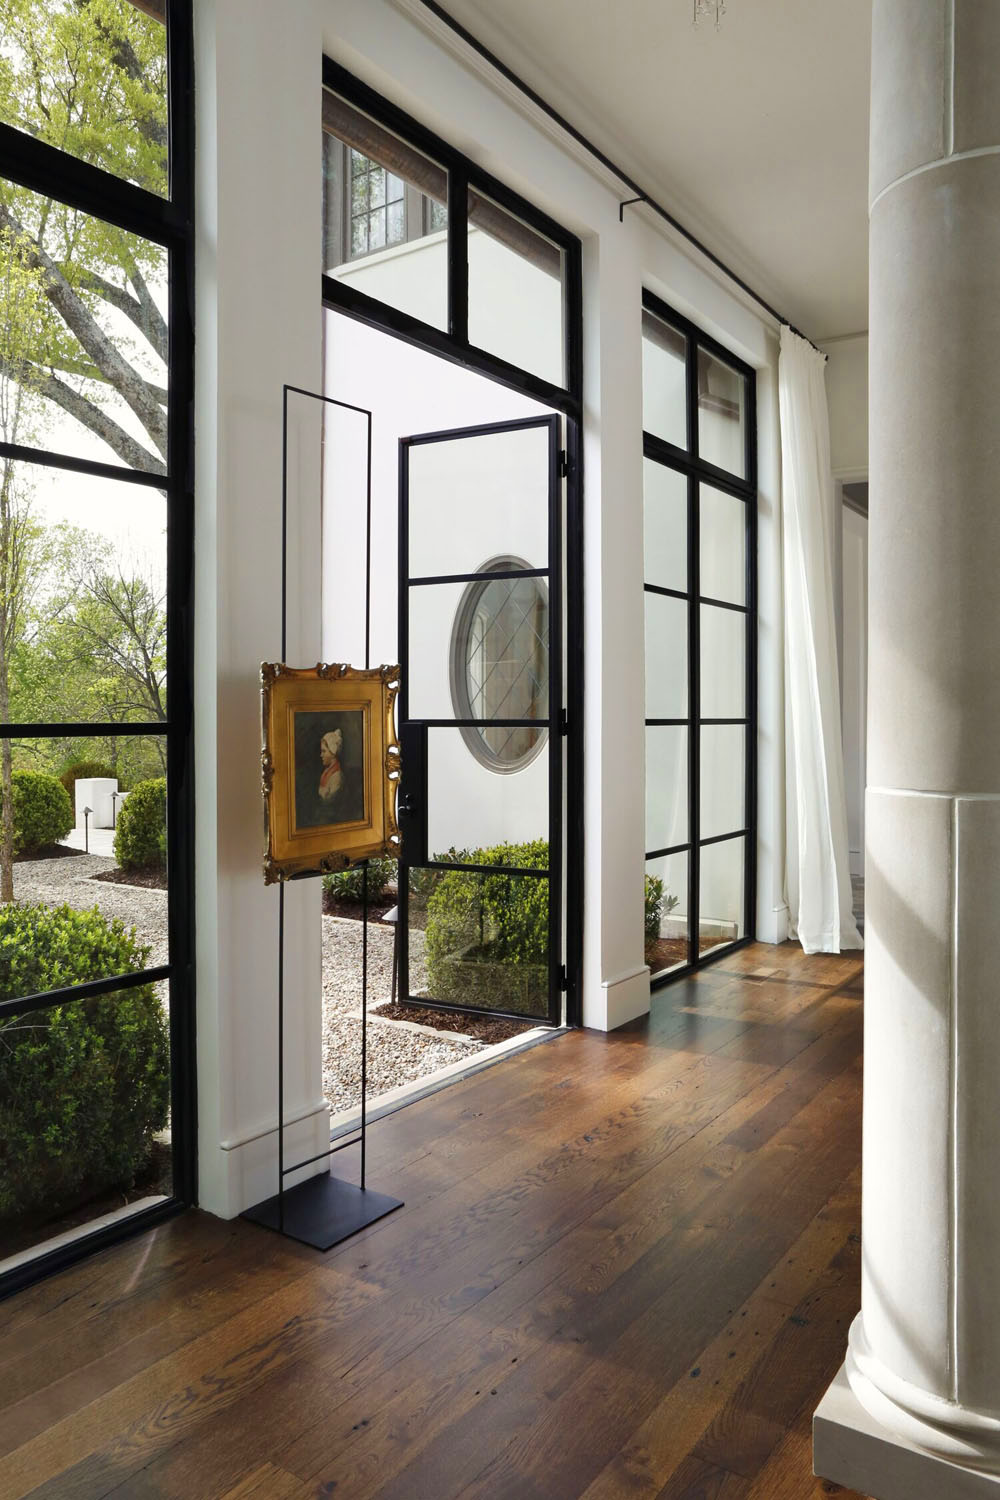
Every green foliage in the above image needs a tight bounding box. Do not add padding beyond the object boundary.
[0,769,73,856]
[0,902,168,1217]
[423,840,549,1016]
[644,874,680,950]
[322,857,397,905]
[113,775,165,870]
[59,758,117,798]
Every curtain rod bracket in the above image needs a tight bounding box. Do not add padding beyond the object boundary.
[619,194,648,223]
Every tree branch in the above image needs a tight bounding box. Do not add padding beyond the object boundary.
[0,354,165,475]
[0,200,168,459]
[125,258,169,366]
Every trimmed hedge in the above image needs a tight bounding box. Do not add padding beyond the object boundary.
[0,902,169,1218]
[0,770,74,856]
[322,857,396,905]
[113,776,166,870]
[423,839,549,1017]
[59,759,117,799]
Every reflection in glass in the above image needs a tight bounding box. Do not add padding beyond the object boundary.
[699,837,745,953]
[642,312,687,450]
[700,605,745,719]
[645,852,688,977]
[407,863,549,1018]
[0,973,172,1266]
[645,725,687,852]
[323,89,448,330]
[698,349,747,477]
[700,485,746,605]
[700,725,744,840]
[0,0,168,196]
[645,593,688,720]
[468,189,565,387]
[451,571,549,770]
[644,460,687,594]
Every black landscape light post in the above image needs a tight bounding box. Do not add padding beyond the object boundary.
[111,790,120,829]
[83,806,91,854]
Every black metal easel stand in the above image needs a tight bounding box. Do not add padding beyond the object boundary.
[242,384,402,1251]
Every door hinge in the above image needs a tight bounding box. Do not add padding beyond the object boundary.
[559,964,568,991]
[558,449,570,478]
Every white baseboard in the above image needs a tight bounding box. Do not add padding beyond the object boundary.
[212,1101,331,1217]
[586,964,650,1032]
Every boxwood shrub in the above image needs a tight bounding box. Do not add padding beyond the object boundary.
[322,856,396,905]
[59,759,117,799]
[0,902,169,1219]
[423,839,548,1016]
[113,776,166,870]
[0,770,74,857]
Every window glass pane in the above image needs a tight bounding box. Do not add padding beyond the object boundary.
[700,725,745,840]
[698,348,747,477]
[645,852,688,978]
[407,865,549,1018]
[642,311,687,449]
[0,977,172,1267]
[645,726,687,852]
[468,189,565,387]
[699,837,745,953]
[645,593,688,720]
[0,182,168,472]
[700,605,745,719]
[0,464,166,726]
[700,485,746,606]
[644,460,687,594]
[323,91,448,331]
[427,728,548,856]
[407,425,550,578]
[0,0,168,197]
[408,581,550,727]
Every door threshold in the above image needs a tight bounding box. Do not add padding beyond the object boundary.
[327,1024,567,1139]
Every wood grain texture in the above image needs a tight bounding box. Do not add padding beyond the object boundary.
[0,943,870,1500]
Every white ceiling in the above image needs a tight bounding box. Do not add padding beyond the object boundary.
[433,0,872,342]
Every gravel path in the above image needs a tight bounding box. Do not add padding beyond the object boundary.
[13,855,486,1114]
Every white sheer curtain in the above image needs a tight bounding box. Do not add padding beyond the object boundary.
[779,325,862,953]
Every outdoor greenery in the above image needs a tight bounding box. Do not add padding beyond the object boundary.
[323,857,397,905]
[113,774,165,870]
[0,0,170,894]
[0,901,168,1218]
[423,839,549,1016]
[0,769,73,857]
[58,758,118,798]
[644,872,680,946]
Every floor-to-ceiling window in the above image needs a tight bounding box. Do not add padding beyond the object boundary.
[0,0,195,1295]
[642,293,756,983]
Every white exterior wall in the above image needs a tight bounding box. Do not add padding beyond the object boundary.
[193,0,789,1217]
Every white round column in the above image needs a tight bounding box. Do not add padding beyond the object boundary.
[848,0,1000,1472]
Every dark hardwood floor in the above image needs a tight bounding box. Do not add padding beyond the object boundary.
[0,942,867,1500]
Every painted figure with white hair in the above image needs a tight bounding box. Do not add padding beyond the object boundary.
[318,727,344,802]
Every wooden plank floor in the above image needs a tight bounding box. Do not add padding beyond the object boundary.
[0,942,867,1500]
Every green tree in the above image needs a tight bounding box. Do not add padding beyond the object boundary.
[0,0,169,472]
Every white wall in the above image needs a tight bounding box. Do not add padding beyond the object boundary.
[823,334,869,480]
[842,506,868,877]
[192,0,791,1218]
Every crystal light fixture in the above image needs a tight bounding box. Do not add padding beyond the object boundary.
[693,0,726,28]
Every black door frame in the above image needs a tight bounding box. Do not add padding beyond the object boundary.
[397,414,563,1027]
[642,290,758,987]
[321,59,584,1027]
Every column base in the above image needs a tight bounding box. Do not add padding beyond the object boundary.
[815,1366,1000,1500]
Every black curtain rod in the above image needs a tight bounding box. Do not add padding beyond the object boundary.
[415,0,824,356]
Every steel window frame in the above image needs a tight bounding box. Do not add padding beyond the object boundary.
[321,60,584,1028]
[642,290,757,989]
[0,0,196,1301]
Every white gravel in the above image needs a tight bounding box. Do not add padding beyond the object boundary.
[12,854,485,1113]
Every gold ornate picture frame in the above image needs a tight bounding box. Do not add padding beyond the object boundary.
[261,662,400,884]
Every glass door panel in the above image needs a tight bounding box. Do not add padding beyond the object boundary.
[399,415,561,1024]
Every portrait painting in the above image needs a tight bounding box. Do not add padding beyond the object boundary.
[261,662,400,883]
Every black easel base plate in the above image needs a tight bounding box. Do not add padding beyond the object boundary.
[241,1172,403,1251]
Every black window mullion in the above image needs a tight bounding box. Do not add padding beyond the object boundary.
[687,465,700,969]
[448,168,469,346]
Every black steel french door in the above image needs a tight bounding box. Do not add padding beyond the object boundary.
[397,414,563,1026]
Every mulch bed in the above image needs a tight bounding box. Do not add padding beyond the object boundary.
[16,844,87,862]
[646,933,735,972]
[372,1000,540,1046]
[322,893,397,923]
[92,864,168,890]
